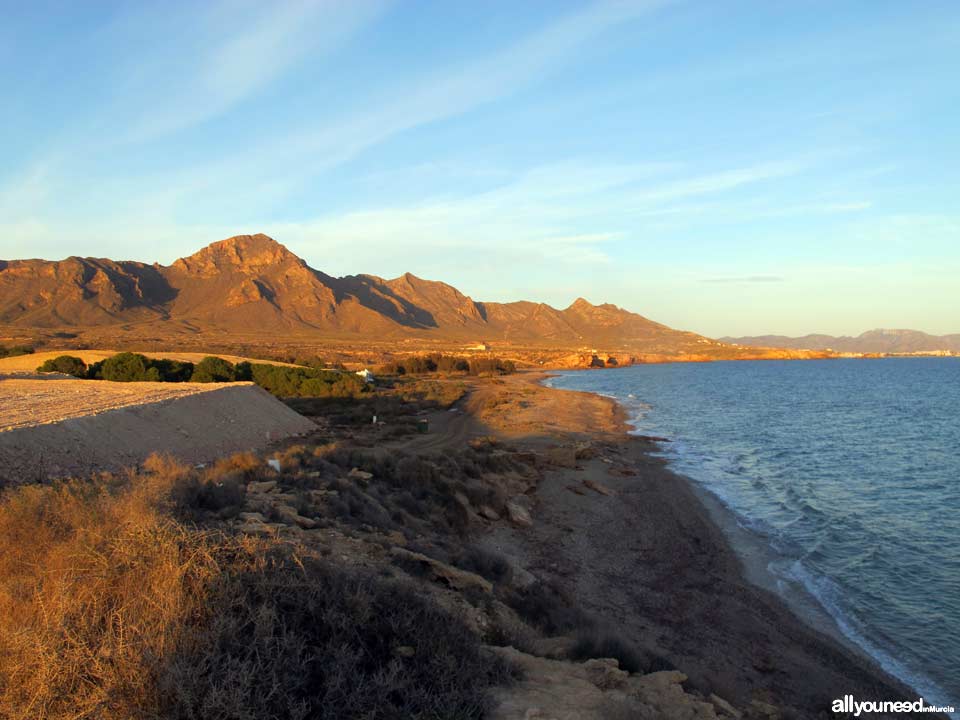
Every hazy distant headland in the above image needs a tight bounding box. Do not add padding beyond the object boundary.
[722,329,960,355]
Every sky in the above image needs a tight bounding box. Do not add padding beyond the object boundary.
[1,0,958,338]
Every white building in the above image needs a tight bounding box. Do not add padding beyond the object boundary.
[355,368,375,383]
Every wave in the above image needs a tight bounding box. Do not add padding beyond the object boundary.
[607,385,956,716]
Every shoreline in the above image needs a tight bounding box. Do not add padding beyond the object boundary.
[486,370,934,716]
[555,369,956,712]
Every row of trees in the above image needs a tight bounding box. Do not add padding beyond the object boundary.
[38,353,214,383]
[249,364,367,398]
[379,354,516,376]
[37,353,368,399]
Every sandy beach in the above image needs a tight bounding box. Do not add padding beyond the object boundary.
[477,371,928,717]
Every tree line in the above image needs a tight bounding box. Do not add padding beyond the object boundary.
[37,353,368,398]
[378,354,516,376]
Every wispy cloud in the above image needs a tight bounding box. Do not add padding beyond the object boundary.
[114,0,389,144]
[701,275,785,284]
[151,0,673,209]
[630,160,811,205]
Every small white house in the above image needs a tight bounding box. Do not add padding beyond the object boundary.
[355,368,375,383]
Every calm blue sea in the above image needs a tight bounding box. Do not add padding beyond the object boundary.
[547,359,959,709]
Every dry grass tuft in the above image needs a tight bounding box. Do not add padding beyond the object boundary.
[0,454,512,719]
[0,472,219,720]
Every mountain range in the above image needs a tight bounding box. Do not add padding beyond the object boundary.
[721,330,960,354]
[1,233,726,356]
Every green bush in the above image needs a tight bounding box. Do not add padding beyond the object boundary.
[100,352,152,382]
[379,354,516,376]
[191,356,237,383]
[94,353,196,382]
[36,355,87,378]
[149,358,195,382]
[250,363,367,398]
[234,361,253,381]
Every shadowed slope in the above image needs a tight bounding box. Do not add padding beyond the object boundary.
[0,233,719,351]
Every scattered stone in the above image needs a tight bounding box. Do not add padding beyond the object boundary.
[238,520,281,537]
[574,442,598,460]
[505,499,533,528]
[348,467,373,482]
[393,645,415,658]
[238,511,266,523]
[543,446,578,468]
[305,489,330,504]
[273,503,318,529]
[528,635,576,660]
[583,478,615,496]
[710,694,742,719]
[583,658,628,690]
[479,505,502,521]
[247,480,277,493]
[390,547,493,594]
[745,700,779,719]
[487,647,726,720]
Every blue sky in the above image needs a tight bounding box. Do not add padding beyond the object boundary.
[1,0,958,337]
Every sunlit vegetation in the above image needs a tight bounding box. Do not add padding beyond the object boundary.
[379,353,516,376]
[0,456,512,719]
[35,352,369,399]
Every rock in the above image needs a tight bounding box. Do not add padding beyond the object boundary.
[238,520,280,537]
[393,645,415,658]
[505,499,533,528]
[486,647,657,720]
[528,635,577,660]
[574,442,598,460]
[293,515,318,529]
[543,446,578,468]
[387,530,407,547]
[266,459,281,472]
[247,480,277,493]
[306,489,330,504]
[273,503,317,529]
[627,671,719,719]
[238,511,266,523]
[583,478,615,496]
[582,658,628,690]
[745,700,779,720]
[390,547,493,594]
[348,467,373,482]
[710,694,742,719]
[479,505,502,521]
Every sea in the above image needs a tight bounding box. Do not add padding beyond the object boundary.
[546,358,959,711]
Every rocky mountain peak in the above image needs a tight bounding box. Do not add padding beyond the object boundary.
[171,234,301,276]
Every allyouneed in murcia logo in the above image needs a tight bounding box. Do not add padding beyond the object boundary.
[832,695,955,716]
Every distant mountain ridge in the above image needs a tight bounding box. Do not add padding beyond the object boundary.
[1,233,717,354]
[721,329,960,354]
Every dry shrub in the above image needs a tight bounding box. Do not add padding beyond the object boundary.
[162,551,513,720]
[0,476,219,720]
[0,459,512,719]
